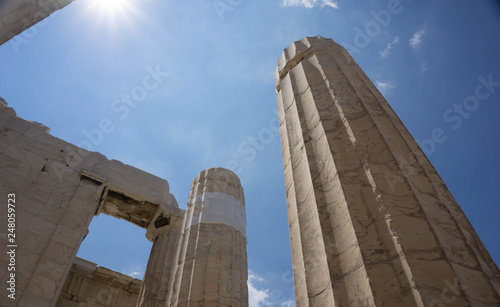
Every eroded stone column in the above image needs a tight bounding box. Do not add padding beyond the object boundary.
[136,207,183,307]
[275,36,500,306]
[171,167,248,307]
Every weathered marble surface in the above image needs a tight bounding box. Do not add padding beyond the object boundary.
[0,101,178,306]
[56,257,142,307]
[134,168,248,307]
[275,36,500,306]
[0,0,74,46]
[172,168,248,307]
[0,102,248,306]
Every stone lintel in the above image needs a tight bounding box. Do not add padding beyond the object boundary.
[78,168,181,231]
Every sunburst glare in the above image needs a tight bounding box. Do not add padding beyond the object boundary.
[86,0,139,23]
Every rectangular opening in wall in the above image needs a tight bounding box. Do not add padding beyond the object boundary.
[56,214,152,306]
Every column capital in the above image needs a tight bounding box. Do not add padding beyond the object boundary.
[145,206,184,242]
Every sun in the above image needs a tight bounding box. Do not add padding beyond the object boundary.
[87,0,134,18]
[82,0,147,36]
[98,0,128,13]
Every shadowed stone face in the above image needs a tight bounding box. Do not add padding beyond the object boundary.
[275,36,500,306]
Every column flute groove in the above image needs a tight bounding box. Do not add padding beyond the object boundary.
[275,36,500,306]
[281,69,336,306]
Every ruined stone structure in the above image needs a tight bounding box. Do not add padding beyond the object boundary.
[0,4,250,305]
[2,1,500,304]
[0,0,74,46]
[0,101,248,306]
[275,36,500,306]
[57,257,142,307]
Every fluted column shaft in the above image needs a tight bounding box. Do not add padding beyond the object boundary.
[137,213,183,307]
[275,36,500,306]
[171,168,248,307]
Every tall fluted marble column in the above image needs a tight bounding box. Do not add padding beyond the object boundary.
[171,167,248,307]
[275,36,500,306]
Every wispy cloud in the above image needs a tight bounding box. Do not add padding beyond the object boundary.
[282,0,338,9]
[320,0,338,8]
[379,36,399,59]
[129,271,141,277]
[248,270,296,307]
[375,81,396,94]
[409,30,425,49]
[121,263,147,280]
[248,272,270,307]
[419,62,428,74]
[281,300,296,307]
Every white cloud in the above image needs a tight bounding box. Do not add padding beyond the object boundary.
[128,272,140,277]
[281,300,296,307]
[248,272,270,307]
[282,0,338,9]
[375,81,396,94]
[320,0,338,8]
[248,270,296,307]
[419,62,428,74]
[409,30,425,49]
[379,36,399,59]
[120,263,147,280]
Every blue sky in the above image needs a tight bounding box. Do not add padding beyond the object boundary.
[1,0,500,306]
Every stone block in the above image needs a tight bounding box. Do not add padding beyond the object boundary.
[15,226,29,247]
[4,267,32,297]
[1,128,37,150]
[0,260,7,282]
[44,240,74,265]
[21,231,50,254]
[17,192,44,216]
[37,132,63,148]
[59,210,89,230]
[34,255,67,282]
[0,277,29,306]
[17,292,52,307]
[24,124,50,140]
[5,116,31,134]
[35,169,60,189]
[47,190,73,206]
[25,182,53,204]
[0,111,12,126]
[68,150,107,170]
[0,137,10,152]
[17,248,41,273]
[2,144,45,181]
[52,163,82,186]
[0,171,33,193]
[39,0,72,13]
[52,224,85,248]
[37,202,64,225]
[24,272,58,302]
[65,196,98,218]
[18,210,56,239]
[93,159,170,205]
[32,141,65,161]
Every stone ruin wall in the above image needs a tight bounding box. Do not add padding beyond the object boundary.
[0,100,248,307]
[56,257,142,307]
[0,101,177,306]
